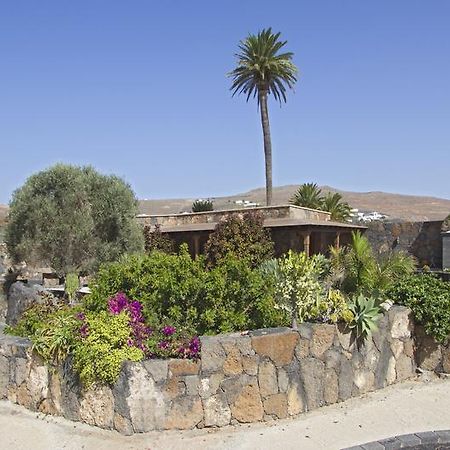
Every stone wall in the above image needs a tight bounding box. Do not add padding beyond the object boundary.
[365,220,443,268]
[138,205,331,227]
[0,307,416,434]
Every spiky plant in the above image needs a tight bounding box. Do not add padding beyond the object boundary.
[192,199,214,213]
[290,183,323,210]
[64,272,79,304]
[348,294,382,339]
[229,28,298,206]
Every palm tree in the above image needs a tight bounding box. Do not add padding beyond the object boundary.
[229,28,298,206]
[290,183,323,209]
[322,192,351,222]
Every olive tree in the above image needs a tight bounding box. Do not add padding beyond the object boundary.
[6,164,144,275]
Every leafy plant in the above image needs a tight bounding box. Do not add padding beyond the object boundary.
[387,274,450,343]
[143,224,174,254]
[290,183,323,210]
[192,199,214,212]
[271,251,326,328]
[229,28,298,206]
[6,164,144,276]
[65,272,79,303]
[348,294,382,339]
[204,211,274,268]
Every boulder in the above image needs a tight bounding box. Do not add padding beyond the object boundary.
[6,281,46,325]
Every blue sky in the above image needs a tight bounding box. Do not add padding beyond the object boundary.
[1,0,449,204]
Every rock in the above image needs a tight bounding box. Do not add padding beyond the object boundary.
[200,336,226,373]
[168,359,200,376]
[336,323,355,352]
[203,393,231,427]
[126,363,166,432]
[6,282,46,325]
[277,368,289,393]
[230,382,264,423]
[258,360,278,398]
[339,358,353,401]
[0,354,9,397]
[324,369,339,404]
[242,355,259,375]
[390,340,404,359]
[165,397,203,429]
[353,370,375,394]
[442,347,450,373]
[263,393,288,419]
[79,385,114,428]
[415,332,442,372]
[26,362,49,408]
[164,376,186,399]
[251,329,298,367]
[221,374,255,404]
[184,375,199,396]
[295,337,310,359]
[223,346,243,376]
[12,357,28,386]
[374,341,395,388]
[198,372,223,399]
[287,381,304,416]
[389,306,412,339]
[300,358,325,409]
[310,325,336,358]
[143,359,168,383]
[113,413,133,435]
[396,354,414,381]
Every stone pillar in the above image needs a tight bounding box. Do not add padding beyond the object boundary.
[193,235,200,257]
[303,232,311,256]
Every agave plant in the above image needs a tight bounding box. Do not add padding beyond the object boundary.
[348,294,382,339]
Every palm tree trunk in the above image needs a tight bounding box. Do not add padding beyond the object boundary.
[259,89,273,206]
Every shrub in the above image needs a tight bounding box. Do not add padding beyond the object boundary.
[204,211,274,268]
[192,199,214,212]
[6,164,144,276]
[387,274,450,343]
[269,251,327,328]
[348,294,382,339]
[143,224,174,254]
[86,246,282,335]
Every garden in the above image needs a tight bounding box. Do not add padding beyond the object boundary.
[4,165,450,394]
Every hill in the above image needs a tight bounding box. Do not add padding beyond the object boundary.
[138,185,450,222]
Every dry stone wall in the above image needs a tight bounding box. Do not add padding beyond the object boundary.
[0,307,416,435]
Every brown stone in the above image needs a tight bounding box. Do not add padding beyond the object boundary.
[287,383,304,416]
[310,325,336,359]
[404,340,414,358]
[113,413,133,435]
[415,334,442,371]
[168,359,200,376]
[79,385,114,429]
[165,397,203,429]
[15,384,31,408]
[199,372,224,399]
[396,354,414,381]
[443,347,450,373]
[353,370,375,394]
[324,369,338,404]
[203,393,231,427]
[223,346,243,376]
[242,355,259,375]
[251,331,298,367]
[295,337,310,359]
[164,376,186,399]
[263,393,288,419]
[230,382,264,423]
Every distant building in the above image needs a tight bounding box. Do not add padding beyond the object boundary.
[137,205,365,258]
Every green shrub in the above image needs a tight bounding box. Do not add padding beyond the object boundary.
[143,224,174,254]
[204,211,274,268]
[192,199,214,212]
[86,246,282,335]
[387,274,450,343]
[6,164,144,276]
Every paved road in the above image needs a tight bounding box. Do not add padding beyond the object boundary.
[1,377,450,450]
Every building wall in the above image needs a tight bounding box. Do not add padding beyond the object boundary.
[443,234,450,270]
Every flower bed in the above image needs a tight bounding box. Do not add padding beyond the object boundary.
[0,306,417,434]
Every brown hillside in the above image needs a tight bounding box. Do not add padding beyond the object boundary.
[138,186,450,222]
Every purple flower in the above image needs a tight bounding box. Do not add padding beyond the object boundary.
[158,341,169,350]
[79,323,89,338]
[75,312,86,321]
[162,325,176,337]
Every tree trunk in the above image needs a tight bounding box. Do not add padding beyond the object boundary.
[259,89,273,206]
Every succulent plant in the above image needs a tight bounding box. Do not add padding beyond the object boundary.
[348,294,382,339]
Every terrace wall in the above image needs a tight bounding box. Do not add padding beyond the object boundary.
[0,307,417,435]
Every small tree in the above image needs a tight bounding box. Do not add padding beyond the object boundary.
[204,211,274,268]
[144,224,174,254]
[6,164,144,275]
[290,183,323,210]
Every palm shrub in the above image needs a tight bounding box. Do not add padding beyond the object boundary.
[192,199,214,212]
[290,183,323,210]
[322,192,351,221]
[204,211,274,268]
[229,28,298,206]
